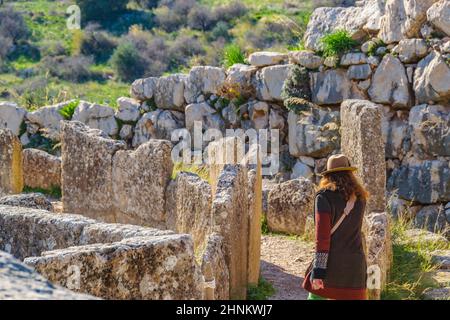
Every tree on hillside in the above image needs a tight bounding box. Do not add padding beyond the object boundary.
[76,0,129,25]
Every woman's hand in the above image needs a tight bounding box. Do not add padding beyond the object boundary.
[311,279,324,290]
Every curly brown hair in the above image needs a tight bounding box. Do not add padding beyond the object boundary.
[317,171,369,201]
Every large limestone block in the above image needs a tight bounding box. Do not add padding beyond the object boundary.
[201,233,229,300]
[25,101,69,141]
[267,178,315,236]
[427,0,450,36]
[248,51,287,67]
[185,102,225,134]
[23,148,61,190]
[0,205,96,260]
[61,121,126,221]
[0,251,96,300]
[154,74,186,111]
[304,1,385,51]
[132,109,185,147]
[113,140,173,228]
[368,55,410,108]
[414,51,450,104]
[387,159,450,204]
[310,69,352,105]
[115,97,141,122]
[383,110,411,159]
[365,212,392,300]
[288,108,340,158]
[25,234,203,300]
[254,64,293,101]
[409,104,450,158]
[379,0,439,43]
[165,172,212,250]
[0,129,23,195]
[184,66,226,104]
[130,77,158,101]
[392,39,428,63]
[211,165,249,299]
[288,51,323,69]
[72,101,119,137]
[341,100,386,213]
[0,193,53,211]
[414,204,448,233]
[0,102,26,136]
[226,64,258,88]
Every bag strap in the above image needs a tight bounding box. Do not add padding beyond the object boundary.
[330,193,357,235]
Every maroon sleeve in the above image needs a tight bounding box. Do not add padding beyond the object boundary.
[311,193,332,280]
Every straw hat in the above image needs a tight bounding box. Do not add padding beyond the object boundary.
[319,154,357,176]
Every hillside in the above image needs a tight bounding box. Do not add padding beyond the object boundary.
[0,0,338,109]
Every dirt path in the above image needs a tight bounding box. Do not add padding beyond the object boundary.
[260,234,315,300]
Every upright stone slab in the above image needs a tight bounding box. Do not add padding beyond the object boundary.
[112,140,173,228]
[341,100,386,213]
[211,164,249,299]
[23,148,61,190]
[0,129,23,196]
[340,99,391,299]
[247,167,262,286]
[165,171,212,250]
[61,121,126,222]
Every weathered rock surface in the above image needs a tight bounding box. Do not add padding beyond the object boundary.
[0,251,96,300]
[254,64,292,101]
[392,39,428,63]
[201,233,229,300]
[0,129,23,195]
[61,121,126,222]
[340,52,368,66]
[226,64,258,88]
[23,148,61,190]
[267,178,315,236]
[383,112,411,159]
[365,211,392,300]
[185,67,226,104]
[379,0,439,43]
[132,109,184,147]
[288,108,340,158]
[368,55,410,108]
[248,51,287,67]
[388,159,450,204]
[431,250,450,269]
[25,101,68,141]
[115,97,141,122]
[165,172,212,250]
[427,0,450,36]
[113,140,173,228]
[131,77,158,101]
[154,74,186,111]
[248,101,269,130]
[211,164,249,299]
[0,193,53,211]
[409,104,449,158]
[414,204,448,233]
[341,100,386,213]
[72,101,119,137]
[347,64,372,80]
[288,51,323,69]
[304,1,384,51]
[247,166,262,286]
[0,102,26,136]
[291,160,314,180]
[185,102,225,134]
[310,69,352,105]
[414,51,450,104]
[25,234,203,300]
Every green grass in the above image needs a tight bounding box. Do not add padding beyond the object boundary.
[58,99,79,120]
[222,43,247,68]
[319,29,359,58]
[172,162,211,184]
[23,186,62,198]
[247,277,276,300]
[382,217,450,300]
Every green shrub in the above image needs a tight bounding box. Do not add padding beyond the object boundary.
[319,29,358,58]
[281,65,312,114]
[58,100,80,120]
[76,0,129,25]
[110,42,145,82]
[23,186,62,198]
[247,277,276,300]
[79,30,117,63]
[222,43,246,68]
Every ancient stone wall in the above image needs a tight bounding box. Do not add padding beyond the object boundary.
[0,129,23,196]
[0,205,202,300]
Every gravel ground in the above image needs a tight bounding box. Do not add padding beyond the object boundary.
[260,234,315,300]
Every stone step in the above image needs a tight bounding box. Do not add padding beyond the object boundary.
[422,287,450,300]
[431,250,450,270]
